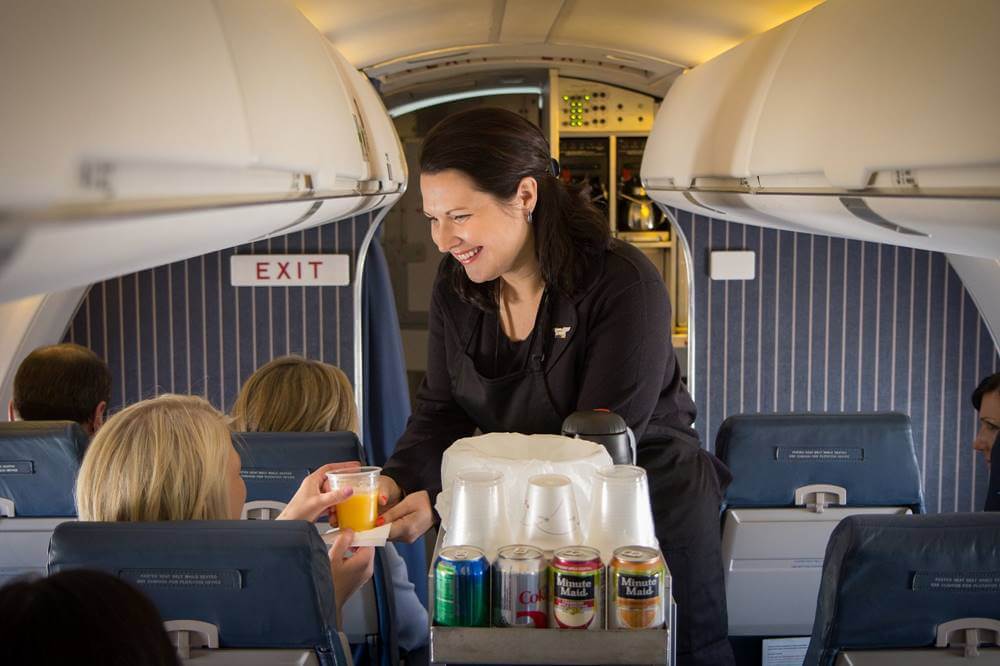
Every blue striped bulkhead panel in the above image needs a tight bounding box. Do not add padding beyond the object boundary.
[675,208,997,514]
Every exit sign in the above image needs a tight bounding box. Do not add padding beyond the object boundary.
[230,255,350,287]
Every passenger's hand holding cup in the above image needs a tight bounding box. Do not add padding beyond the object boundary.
[519,473,583,552]
[278,461,361,522]
[443,469,511,559]
[326,466,382,532]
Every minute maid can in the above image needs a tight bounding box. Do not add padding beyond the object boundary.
[609,546,666,629]
[549,546,603,629]
[434,545,489,627]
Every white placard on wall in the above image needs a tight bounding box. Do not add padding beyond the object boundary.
[710,250,756,280]
[230,255,350,287]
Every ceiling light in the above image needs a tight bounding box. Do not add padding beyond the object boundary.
[388,86,544,117]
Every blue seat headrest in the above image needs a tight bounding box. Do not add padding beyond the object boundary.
[233,431,365,505]
[987,433,1000,512]
[0,421,88,517]
[805,512,1000,666]
[49,520,341,653]
[716,412,925,512]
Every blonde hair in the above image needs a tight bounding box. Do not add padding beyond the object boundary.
[230,356,359,434]
[76,394,234,521]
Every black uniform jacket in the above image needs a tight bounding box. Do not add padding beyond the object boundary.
[383,239,698,499]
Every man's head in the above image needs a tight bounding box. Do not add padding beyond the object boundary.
[971,372,1000,467]
[8,343,111,435]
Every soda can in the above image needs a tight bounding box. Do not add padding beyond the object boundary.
[549,545,603,630]
[493,545,548,628]
[434,545,489,627]
[609,546,667,629]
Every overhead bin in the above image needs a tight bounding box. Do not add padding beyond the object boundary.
[642,0,1000,258]
[261,45,408,235]
[329,45,407,197]
[0,0,403,302]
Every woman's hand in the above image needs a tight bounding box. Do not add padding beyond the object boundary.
[277,461,361,522]
[377,474,403,510]
[381,490,433,543]
[327,529,375,629]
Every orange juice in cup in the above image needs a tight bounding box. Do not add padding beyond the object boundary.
[327,466,381,531]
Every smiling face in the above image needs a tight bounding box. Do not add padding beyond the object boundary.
[974,390,1000,467]
[421,169,538,284]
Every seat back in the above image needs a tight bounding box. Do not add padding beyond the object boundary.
[806,512,1000,666]
[0,421,88,585]
[233,430,398,665]
[716,412,925,637]
[234,431,365,519]
[48,520,350,666]
[986,432,999,512]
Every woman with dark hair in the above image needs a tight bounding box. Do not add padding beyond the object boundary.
[0,570,180,665]
[378,107,733,665]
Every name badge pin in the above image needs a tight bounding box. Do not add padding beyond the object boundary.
[553,326,571,339]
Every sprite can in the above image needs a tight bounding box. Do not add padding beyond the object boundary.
[434,545,489,627]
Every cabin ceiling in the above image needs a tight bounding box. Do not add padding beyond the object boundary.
[296,0,823,101]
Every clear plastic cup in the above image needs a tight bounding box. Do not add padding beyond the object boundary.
[326,466,381,532]
[443,469,511,559]
[519,473,583,552]
[585,465,658,561]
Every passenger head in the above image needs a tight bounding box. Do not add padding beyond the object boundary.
[9,343,111,434]
[76,394,246,521]
[0,569,179,666]
[419,107,609,309]
[231,355,359,433]
[971,372,1000,467]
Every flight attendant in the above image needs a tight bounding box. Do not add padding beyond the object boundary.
[379,107,733,666]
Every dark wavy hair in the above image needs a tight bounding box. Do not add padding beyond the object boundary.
[0,570,179,666]
[13,343,111,425]
[420,107,611,310]
[972,372,1000,410]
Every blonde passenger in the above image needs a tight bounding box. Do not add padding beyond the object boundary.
[233,357,429,652]
[76,394,374,626]
[231,356,358,434]
[77,395,238,522]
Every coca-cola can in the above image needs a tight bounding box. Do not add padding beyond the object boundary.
[493,544,548,628]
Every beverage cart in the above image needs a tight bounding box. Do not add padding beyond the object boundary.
[427,528,677,666]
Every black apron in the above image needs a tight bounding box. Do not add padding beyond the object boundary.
[449,294,734,666]
[451,292,564,436]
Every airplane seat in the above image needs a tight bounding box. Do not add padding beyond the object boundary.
[986,432,999,512]
[0,421,88,586]
[234,431,400,666]
[715,412,925,646]
[804,512,1000,665]
[48,520,352,666]
[234,431,366,521]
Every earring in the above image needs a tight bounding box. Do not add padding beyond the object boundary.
[527,210,533,224]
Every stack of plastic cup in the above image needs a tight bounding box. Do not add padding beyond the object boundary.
[585,465,658,561]
[518,473,583,552]
[443,469,511,559]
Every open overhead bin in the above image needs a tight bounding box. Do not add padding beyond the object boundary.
[642,0,1000,259]
[0,0,403,302]
[324,45,408,217]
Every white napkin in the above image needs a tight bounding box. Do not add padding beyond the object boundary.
[322,523,391,548]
